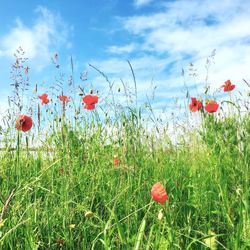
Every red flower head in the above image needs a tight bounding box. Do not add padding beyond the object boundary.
[58,95,69,103]
[151,182,168,205]
[113,156,120,167]
[205,100,219,113]
[189,97,202,112]
[82,94,99,110]
[222,80,235,92]
[38,93,49,105]
[16,115,33,132]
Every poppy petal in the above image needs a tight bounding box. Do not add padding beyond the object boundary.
[16,115,33,132]
[151,182,168,205]
[83,95,99,105]
[205,101,219,113]
[84,104,95,110]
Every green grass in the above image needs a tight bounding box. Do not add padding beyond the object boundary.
[0,50,249,249]
[0,109,249,249]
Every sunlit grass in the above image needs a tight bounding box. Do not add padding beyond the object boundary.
[0,49,249,249]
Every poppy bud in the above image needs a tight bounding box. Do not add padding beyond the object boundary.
[85,211,94,218]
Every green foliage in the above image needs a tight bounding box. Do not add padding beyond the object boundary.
[0,108,249,249]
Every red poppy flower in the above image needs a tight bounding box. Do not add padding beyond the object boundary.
[58,95,69,103]
[113,156,120,167]
[151,182,168,205]
[16,115,33,132]
[205,100,219,113]
[222,80,235,92]
[82,95,98,110]
[38,93,49,105]
[189,97,202,112]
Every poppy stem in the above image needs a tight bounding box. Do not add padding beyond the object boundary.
[37,103,40,133]
[61,102,66,147]
[16,131,20,181]
[144,201,153,218]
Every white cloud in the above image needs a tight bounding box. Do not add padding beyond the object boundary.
[107,43,137,54]
[0,6,72,70]
[125,1,250,55]
[90,0,250,132]
[110,0,250,93]
[89,55,170,77]
[134,0,154,8]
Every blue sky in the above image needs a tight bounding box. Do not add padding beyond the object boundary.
[1,0,250,121]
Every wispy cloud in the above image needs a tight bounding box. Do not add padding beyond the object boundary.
[90,0,250,126]
[133,0,154,8]
[103,0,250,96]
[106,43,137,54]
[0,6,72,70]
[125,1,250,57]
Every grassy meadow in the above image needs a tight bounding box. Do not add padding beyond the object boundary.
[0,50,249,249]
